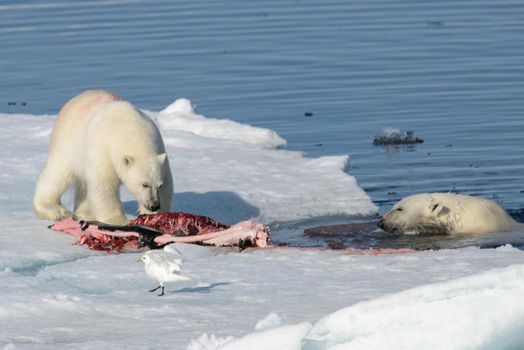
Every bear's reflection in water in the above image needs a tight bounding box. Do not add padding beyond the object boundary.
[303,217,524,251]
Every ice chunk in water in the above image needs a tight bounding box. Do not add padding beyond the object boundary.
[373,127,424,145]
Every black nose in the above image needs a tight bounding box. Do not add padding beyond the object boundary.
[377,219,385,229]
[149,202,160,212]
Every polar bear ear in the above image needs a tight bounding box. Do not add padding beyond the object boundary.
[122,155,134,167]
[437,206,450,217]
[431,203,450,217]
[157,153,167,164]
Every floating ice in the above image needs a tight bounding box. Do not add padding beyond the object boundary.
[155,98,287,149]
[372,127,424,145]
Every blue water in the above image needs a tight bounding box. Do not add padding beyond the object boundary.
[2,0,524,214]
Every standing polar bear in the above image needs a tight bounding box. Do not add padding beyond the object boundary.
[33,90,174,225]
[378,193,523,235]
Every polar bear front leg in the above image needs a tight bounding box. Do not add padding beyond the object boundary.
[73,180,95,221]
[86,175,129,225]
[159,164,174,212]
[33,156,74,220]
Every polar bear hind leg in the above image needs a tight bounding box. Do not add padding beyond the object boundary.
[33,154,74,220]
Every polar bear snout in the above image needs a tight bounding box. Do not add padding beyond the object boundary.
[148,201,160,212]
[377,218,398,232]
[377,218,400,234]
[139,190,161,213]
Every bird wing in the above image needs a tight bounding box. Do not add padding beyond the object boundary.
[167,258,183,274]
[145,252,187,281]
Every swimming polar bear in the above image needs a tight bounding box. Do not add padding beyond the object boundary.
[33,90,174,225]
[378,193,523,235]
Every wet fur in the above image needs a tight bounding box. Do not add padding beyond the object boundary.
[379,193,523,235]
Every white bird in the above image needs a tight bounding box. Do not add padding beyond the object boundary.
[140,250,191,296]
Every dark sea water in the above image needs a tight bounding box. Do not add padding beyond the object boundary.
[2,0,524,217]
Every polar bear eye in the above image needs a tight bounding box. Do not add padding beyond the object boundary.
[397,207,403,212]
[142,183,150,188]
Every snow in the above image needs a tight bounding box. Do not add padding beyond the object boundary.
[190,260,524,350]
[1,99,524,349]
[304,261,524,350]
[254,312,284,331]
[218,323,312,350]
[155,98,287,149]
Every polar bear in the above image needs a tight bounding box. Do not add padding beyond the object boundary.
[33,90,174,225]
[378,193,523,235]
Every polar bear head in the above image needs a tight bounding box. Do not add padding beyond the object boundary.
[377,193,451,235]
[121,153,168,214]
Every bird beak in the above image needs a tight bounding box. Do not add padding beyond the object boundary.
[136,256,142,262]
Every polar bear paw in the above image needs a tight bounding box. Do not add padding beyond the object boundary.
[34,203,73,221]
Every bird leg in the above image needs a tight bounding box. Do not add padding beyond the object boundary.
[148,285,161,293]
[148,285,165,296]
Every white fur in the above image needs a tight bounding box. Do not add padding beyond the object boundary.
[379,193,523,235]
[33,90,174,225]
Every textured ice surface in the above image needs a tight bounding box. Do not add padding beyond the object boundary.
[155,98,287,149]
[190,256,524,350]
